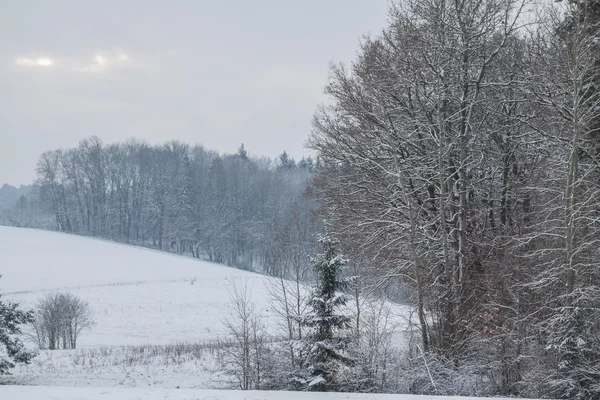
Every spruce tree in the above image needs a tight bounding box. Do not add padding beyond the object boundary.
[298,233,352,391]
[0,277,35,375]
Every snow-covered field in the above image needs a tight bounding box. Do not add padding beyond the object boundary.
[0,226,307,388]
[1,226,282,346]
[0,226,528,399]
[0,226,410,390]
[0,386,531,400]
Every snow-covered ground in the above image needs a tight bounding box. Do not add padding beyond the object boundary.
[0,226,301,388]
[7,344,227,389]
[1,226,287,346]
[0,227,541,399]
[0,386,533,400]
[1,226,415,391]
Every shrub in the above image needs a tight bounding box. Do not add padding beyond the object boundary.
[31,292,94,350]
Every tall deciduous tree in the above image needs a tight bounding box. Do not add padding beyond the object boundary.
[309,0,529,362]
[523,1,600,397]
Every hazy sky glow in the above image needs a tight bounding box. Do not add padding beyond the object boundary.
[0,0,388,186]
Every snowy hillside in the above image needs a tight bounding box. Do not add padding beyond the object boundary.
[1,226,292,346]
[0,227,542,399]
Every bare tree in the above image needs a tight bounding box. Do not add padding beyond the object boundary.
[519,2,600,397]
[221,279,267,390]
[20,137,321,278]
[31,292,94,350]
[310,0,529,360]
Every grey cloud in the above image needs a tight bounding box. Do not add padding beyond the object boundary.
[0,0,388,185]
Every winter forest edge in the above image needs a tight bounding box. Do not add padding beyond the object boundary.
[2,0,600,398]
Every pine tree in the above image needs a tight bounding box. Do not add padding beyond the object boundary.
[297,233,353,391]
[278,151,296,169]
[237,143,248,161]
[546,289,600,399]
[298,157,314,171]
[0,277,35,375]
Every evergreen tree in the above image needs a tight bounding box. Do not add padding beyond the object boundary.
[298,157,314,171]
[297,233,353,391]
[0,276,35,375]
[546,290,600,399]
[237,143,248,161]
[278,151,296,169]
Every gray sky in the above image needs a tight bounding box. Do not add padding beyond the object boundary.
[0,0,388,186]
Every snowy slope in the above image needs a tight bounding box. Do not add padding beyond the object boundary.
[0,226,416,392]
[0,226,292,346]
[0,386,536,400]
[0,226,257,294]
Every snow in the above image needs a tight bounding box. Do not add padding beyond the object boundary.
[0,226,280,346]
[308,375,326,387]
[8,345,226,389]
[0,226,415,394]
[0,386,536,400]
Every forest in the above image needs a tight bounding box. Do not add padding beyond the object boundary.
[3,0,600,398]
[2,140,320,279]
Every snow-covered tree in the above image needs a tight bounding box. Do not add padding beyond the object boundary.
[297,233,353,391]
[221,280,269,390]
[522,2,600,397]
[0,277,35,375]
[31,292,94,350]
[15,137,321,276]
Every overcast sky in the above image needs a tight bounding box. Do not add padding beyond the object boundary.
[0,0,388,186]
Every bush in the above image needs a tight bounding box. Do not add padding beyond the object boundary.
[31,292,94,350]
[220,280,267,390]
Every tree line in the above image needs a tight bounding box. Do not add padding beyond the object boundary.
[4,138,321,279]
[308,0,600,398]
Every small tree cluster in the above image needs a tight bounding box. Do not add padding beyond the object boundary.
[32,292,94,350]
[343,298,399,393]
